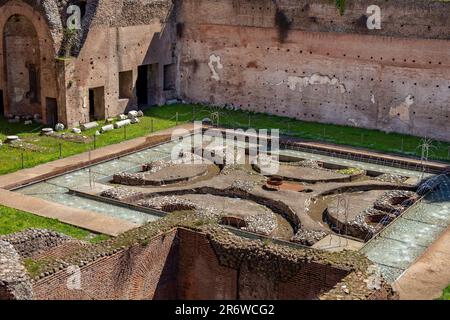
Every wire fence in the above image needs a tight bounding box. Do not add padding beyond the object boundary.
[1,106,449,174]
[189,105,450,163]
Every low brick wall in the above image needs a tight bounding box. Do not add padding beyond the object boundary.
[27,227,396,300]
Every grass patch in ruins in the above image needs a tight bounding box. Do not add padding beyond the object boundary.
[0,205,109,244]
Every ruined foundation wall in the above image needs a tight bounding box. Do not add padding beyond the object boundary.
[177,229,349,300]
[178,0,450,141]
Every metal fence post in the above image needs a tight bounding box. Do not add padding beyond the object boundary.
[176,112,179,126]
[151,118,154,133]
[59,143,62,159]
[93,134,97,150]
[21,152,24,169]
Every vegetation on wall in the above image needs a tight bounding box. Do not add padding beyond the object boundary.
[334,0,346,15]
[438,285,450,300]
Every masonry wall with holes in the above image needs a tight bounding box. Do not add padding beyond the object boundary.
[177,0,450,141]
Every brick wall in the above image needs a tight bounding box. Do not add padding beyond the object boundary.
[31,228,352,300]
[33,229,179,300]
[177,229,238,299]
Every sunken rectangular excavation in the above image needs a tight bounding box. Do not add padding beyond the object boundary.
[29,228,351,300]
[12,131,448,288]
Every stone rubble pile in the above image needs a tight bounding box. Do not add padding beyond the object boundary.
[0,229,72,259]
[287,159,323,169]
[231,180,256,192]
[291,229,328,246]
[137,196,197,212]
[375,173,408,184]
[373,190,417,214]
[347,211,379,239]
[100,187,144,202]
[242,211,277,236]
[0,240,33,300]
[137,194,277,236]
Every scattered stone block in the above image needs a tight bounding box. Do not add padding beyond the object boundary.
[101,124,114,133]
[5,135,19,143]
[8,117,20,124]
[131,117,140,124]
[117,114,127,121]
[80,121,99,131]
[128,111,139,119]
[41,128,54,136]
[72,128,82,134]
[137,110,144,117]
[114,119,131,129]
[55,123,65,132]
[95,131,101,136]
[24,120,33,125]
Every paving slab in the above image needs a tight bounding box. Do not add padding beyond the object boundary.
[0,189,138,236]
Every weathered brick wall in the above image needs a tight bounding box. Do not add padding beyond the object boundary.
[0,1,60,123]
[177,229,238,299]
[177,229,349,300]
[33,229,179,300]
[178,0,450,141]
[31,228,352,300]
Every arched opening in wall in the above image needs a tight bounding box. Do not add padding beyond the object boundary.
[3,14,41,117]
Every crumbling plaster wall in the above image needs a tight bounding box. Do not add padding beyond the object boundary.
[178,0,450,141]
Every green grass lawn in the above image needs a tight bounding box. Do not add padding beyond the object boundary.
[0,103,449,176]
[439,285,450,300]
[0,109,181,175]
[0,205,108,244]
[152,104,450,162]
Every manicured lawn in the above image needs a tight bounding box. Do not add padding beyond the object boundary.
[151,104,450,162]
[0,205,108,244]
[0,103,448,176]
[439,285,450,300]
[0,109,181,175]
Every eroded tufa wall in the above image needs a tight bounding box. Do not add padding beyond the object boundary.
[177,0,450,141]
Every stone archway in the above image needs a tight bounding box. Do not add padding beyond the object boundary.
[3,14,41,117]
[0,1,61,125]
